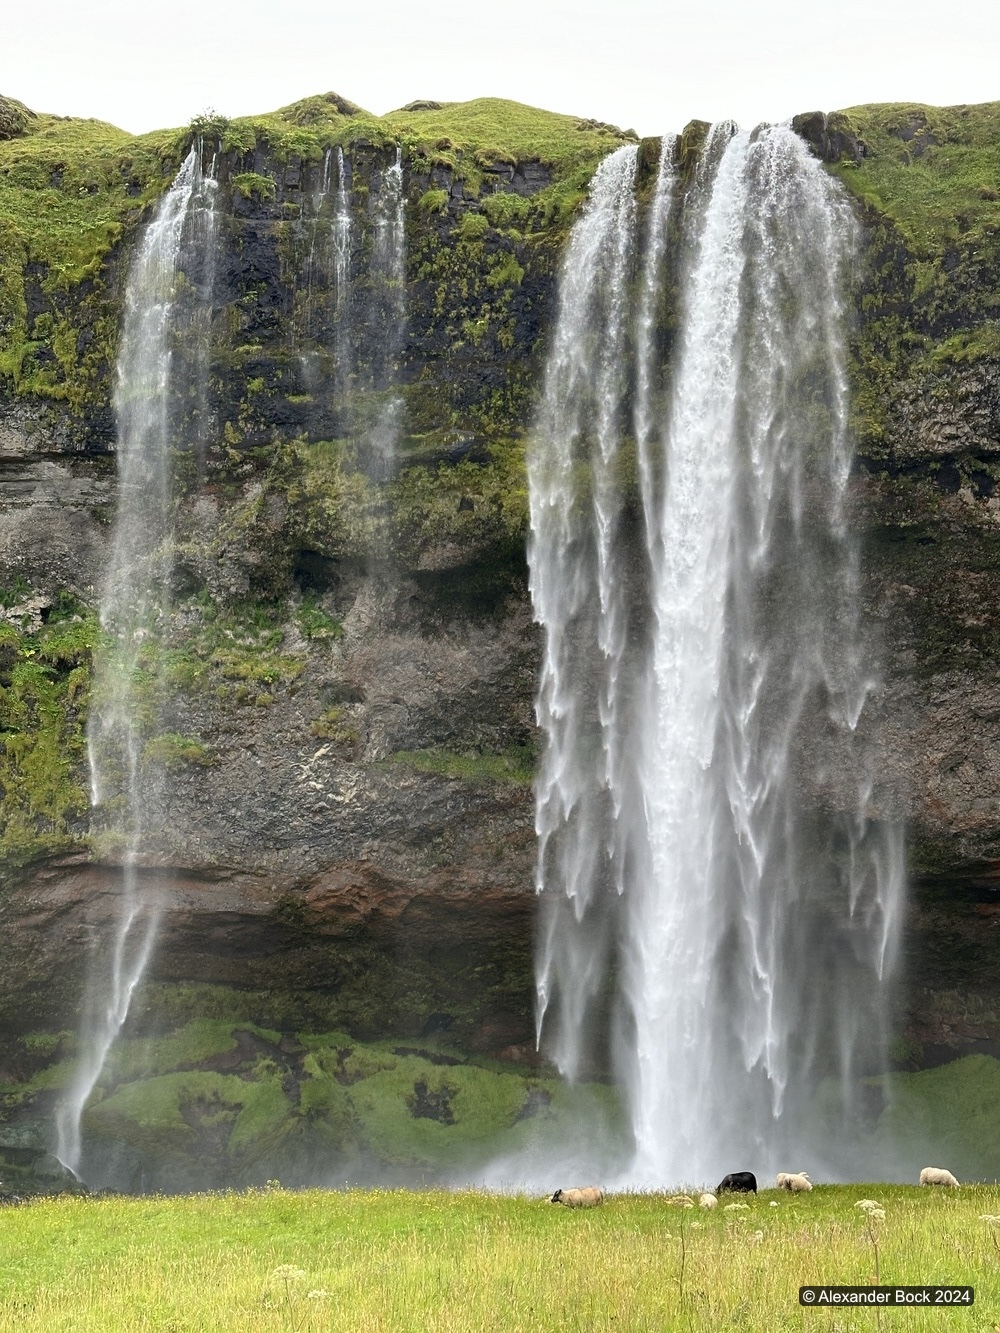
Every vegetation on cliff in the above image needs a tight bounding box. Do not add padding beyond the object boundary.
[0,598,97,866]
[0,90,628,429]
[829,100,1000,458]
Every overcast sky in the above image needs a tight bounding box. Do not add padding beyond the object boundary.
[5,1,1000,138]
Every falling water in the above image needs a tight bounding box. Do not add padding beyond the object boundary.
[303,146,352,395]
[366,146,407,479]
[332,149,352,315]
[530,127,904,1186]
[55,145,219,1176]
[530,143,640,1080]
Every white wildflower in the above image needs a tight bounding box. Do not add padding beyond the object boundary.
[690,1221,703,1230]
[307,1290,329,1300]
[769,1201,779,1207]
[979,1214,1000,1224]
[270,1266,307,1283]
[725,1202,750,1212]
[855,1199,881,1212]
[750,1229,764,1243]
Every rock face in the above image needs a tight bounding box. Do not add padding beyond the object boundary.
[3,93,1000,1186]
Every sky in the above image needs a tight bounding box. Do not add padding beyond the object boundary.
[4,0,1000,139]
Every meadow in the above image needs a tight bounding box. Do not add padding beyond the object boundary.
[0,1184,997,1331]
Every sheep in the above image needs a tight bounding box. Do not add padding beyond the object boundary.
[550,1186,604,1208]
[919,1167,959,1188]
[717,1171,757,1194]
[776,1171,813,1192]
[699,1192,718,1209]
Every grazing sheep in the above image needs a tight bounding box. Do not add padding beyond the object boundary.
[919,1167,959,1188]
[699,1192,718,1209]
[550,1187,604,1208]
[776,1171,812,1192]
[717,1171,757,1194]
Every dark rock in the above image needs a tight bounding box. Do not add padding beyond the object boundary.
[791,111,866,164]
[407,1077,456,1123]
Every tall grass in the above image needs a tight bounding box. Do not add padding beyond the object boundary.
[0,1185,997,1330]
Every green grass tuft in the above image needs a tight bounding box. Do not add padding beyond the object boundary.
[389,744,535,786]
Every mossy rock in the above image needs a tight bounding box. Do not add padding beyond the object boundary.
[0,95,35,142]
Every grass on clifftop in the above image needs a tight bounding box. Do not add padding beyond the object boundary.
[0,109,182,401]
[384,95,635,170]
[828,100,1000,450]
[0,1185,997,1331]
[833,101,1000,259]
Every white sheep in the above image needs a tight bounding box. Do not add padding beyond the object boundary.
[698,1192,718,1209]
[550,1187,604,1208]
[776,1171,812,1192]
[919,1167,959,1188]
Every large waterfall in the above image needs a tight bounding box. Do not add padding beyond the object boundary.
[529,126,905,1186]
[55,145,219,1176]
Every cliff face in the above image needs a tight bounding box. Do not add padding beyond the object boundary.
[2,93,1000,1188]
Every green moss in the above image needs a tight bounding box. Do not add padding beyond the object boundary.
[389,744,535,786]
[480,191,531,228]
[231,171,276,201]
[871,1055,1000,1180]
[293,594,343,642]
[109,1020,261,1080]
[389,441,529,562]
[0,95,36,142]
[0,606,98,868]
[83,1069,290,1159]
[457,211,489,241]
[418,188,449,215]
[141,733,213,769]
[486,251,525,289]
[20,1030,72,1056]
[0,113,184,413]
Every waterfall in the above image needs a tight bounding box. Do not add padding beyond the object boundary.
[333,149,352,320]
[302,145,405,478]
[366,146,406,479]
[529,127,904,1186]
[55,144,219,1177]
[530,144,640,1081]
[310,148,353,372]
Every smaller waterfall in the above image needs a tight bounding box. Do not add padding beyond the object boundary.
[332,150,352,310]
[307,149,353,373]
[55,144,218,1177]
[332,148,353,396]
[366,146,407,480]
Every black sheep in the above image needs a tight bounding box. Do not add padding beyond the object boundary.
[717,1171,757,1194]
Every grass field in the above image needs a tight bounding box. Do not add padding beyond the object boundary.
[0,1185,998,1331]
